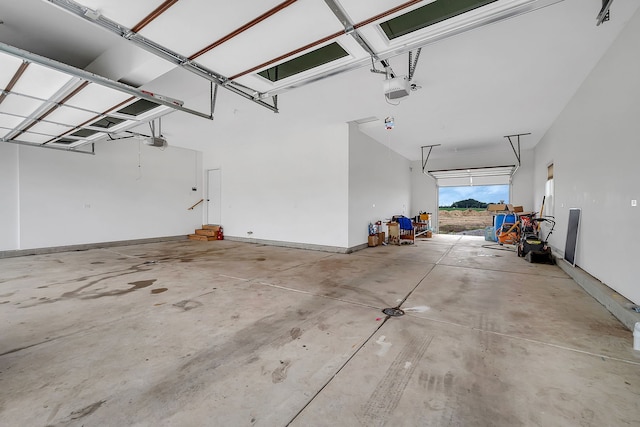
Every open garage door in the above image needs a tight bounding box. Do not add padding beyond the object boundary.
[426,165,516,235]
[428,165,516,187]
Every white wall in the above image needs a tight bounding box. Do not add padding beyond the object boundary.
[348,124,412,248]
[534,8,640,304]
[202,122,350,249]
[0,144,20,250]
[1,141,203,251]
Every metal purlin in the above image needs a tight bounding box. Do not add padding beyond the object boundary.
[45,0,279,114]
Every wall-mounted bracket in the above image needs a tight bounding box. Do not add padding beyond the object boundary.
[408,48,422,81]
[504,133,530,167]
[421,144,441,175]
[597,0,614,26]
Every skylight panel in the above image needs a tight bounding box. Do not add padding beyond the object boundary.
[257,42,349,83]
[69,128,100,138]
[379,0,498,40]
[116,99,160,117]
[86,116,126,129]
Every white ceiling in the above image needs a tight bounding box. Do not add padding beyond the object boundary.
[0,0,638,160]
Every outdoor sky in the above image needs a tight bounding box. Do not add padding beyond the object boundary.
[439,185,509,207]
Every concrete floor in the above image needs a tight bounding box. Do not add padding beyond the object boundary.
[1,235,638,426]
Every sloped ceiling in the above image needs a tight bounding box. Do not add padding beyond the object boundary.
[0,0,638,160]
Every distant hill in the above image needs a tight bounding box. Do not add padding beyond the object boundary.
[446,198,488,209]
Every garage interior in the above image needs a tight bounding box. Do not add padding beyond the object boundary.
[1,0,639,425]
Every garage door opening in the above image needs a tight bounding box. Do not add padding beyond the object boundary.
[438,184,510,235]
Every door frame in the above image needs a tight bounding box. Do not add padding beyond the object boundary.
[206,168,221,226]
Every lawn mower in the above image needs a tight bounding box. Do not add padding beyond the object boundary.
[517,216,556,263]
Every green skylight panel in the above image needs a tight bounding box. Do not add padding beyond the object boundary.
[70,128,99,138]
[258,42,349,82]
[88,116,125,129]
[116,99,159,117]
[380,0,498,40]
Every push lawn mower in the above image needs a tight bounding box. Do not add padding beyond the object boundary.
[517,216,556,263]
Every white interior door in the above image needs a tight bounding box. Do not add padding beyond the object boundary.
[207,169,221,225]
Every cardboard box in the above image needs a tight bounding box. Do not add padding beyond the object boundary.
[487,204,507,211]
[377,232,385,244]
[425,231,432,238]
[513,206,524,212]
[368,235,379,247]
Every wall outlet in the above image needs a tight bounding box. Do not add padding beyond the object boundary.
[632,200,637,207]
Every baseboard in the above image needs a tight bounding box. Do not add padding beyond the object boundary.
[225,236,366,254]
[554,254,640,331]
[0,235,188,259]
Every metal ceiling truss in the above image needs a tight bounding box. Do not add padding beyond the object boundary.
[254,0,566,97]
[0,42,210,120]
[0,41,216,154]
[46,0,279,113]
[46,0,566,105]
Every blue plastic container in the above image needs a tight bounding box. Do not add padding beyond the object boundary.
[494,213,517,240]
